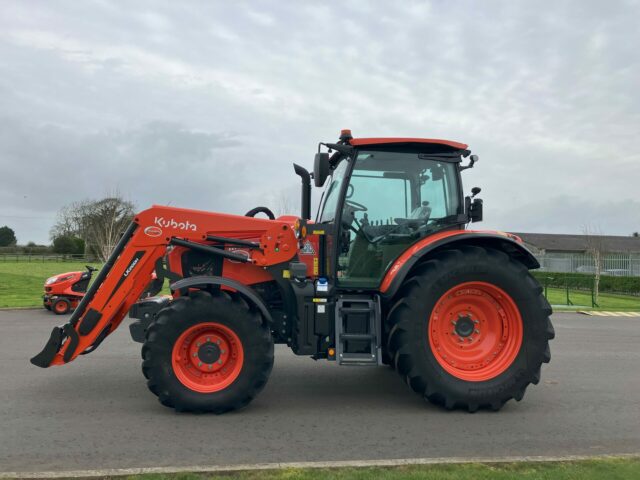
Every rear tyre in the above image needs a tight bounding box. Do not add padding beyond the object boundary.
[387,246,554,412]
[52,298,71,315]
[142,290,274,413]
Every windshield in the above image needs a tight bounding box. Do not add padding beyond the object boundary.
[318,157,350,222]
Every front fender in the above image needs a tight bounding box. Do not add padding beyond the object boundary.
[170,275,273,324]
[379,230,539,299]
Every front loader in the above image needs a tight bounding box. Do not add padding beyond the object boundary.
[31,130,554,413]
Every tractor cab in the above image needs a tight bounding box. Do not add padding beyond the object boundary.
[303,130,481,289]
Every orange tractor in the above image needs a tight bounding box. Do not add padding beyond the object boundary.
[32,130,553,413]
[43,266,98,314]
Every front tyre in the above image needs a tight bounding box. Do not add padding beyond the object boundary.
[142,290,274,413]
[387,246,554,412]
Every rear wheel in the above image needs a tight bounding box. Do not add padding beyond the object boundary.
[52,298,71,315]
[387,246,554,411]
[142,290,274,413]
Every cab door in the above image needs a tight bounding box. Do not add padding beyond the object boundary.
[335,149,462,288]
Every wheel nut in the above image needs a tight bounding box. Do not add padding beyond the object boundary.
[218,359,223,364]
[474,329,480,334]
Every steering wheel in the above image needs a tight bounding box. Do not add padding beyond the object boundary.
[244,206,275,220]
[344,199,367,212]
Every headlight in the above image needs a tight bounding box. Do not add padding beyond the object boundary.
[45,277,58,285]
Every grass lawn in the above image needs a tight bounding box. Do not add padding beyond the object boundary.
[545,286,640,310]
[114,458,639,480]
[0,261,101,308]
[1,261,639,311]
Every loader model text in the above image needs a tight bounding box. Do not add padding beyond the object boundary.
[124,257,140,277]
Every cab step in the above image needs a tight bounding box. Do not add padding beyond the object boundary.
[335,295,381,366]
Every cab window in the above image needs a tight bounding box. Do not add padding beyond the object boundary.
[338,150,460,287]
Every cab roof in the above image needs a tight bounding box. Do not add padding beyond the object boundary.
[350,137,468,150]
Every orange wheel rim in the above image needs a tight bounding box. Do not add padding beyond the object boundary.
[428,282,523,382]
[171,322,244,393]
[54,301,67,313]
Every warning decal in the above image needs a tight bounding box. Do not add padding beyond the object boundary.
[300,240,316,255]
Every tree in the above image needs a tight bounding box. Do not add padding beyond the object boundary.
[633,232,639,237]
[84,197,135,261]
[52,235,85,255]
[0,226,17,247]
[50,200,93,241]
[583,224,604,305]
[51,195,135,261]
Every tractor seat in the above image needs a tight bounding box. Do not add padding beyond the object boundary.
[394,201,431,227]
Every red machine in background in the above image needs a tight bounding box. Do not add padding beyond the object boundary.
[43,266,98,315]
[44,266,162,315]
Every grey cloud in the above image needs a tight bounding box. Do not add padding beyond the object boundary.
[0,0,639,242]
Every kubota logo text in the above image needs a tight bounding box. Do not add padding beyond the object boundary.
[154,217,197,232]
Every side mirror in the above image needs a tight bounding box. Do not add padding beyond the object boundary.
[470,198,483,223]
[314,152,330,187]
[460,154,478,171]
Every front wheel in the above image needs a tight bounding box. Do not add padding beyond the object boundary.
[387,246,554,412]
[142,290,274,413]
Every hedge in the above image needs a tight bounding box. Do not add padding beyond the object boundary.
[531,271,640,295]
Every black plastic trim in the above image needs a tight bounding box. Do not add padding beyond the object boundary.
[78,308,102,336]
[62,323,80,363]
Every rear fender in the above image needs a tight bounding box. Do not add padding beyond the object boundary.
[170,276,273,324]
[380,230,539,299]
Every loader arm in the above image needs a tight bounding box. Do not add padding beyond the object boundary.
[31,205,298,368]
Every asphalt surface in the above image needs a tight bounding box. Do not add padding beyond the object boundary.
[1,310,639,473]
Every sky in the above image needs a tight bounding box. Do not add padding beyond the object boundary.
[1,0,639,244]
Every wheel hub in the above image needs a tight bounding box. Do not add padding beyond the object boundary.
[197,342,221,364]
[453,314,475,338]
